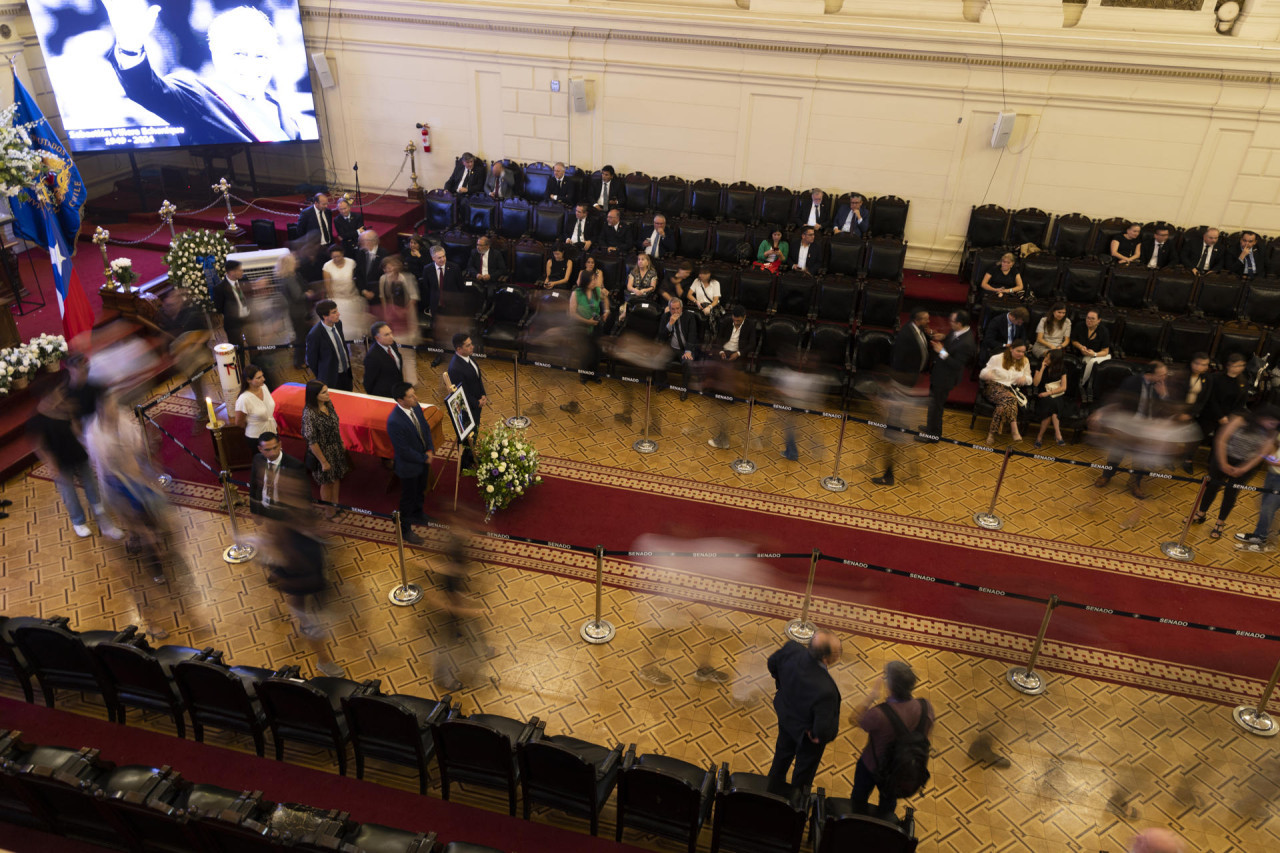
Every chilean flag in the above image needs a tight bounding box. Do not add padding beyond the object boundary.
[8,71,94,342]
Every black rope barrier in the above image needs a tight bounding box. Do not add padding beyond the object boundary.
[141,412,219,476]
[138,364,215,413]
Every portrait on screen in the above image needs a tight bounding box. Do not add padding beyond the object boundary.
[27,0,319,153]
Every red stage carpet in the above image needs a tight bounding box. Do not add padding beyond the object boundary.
[0,697,644,853]
[81,398,1280,708]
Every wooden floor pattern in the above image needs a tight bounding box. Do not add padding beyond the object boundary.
[2,352,1279,852]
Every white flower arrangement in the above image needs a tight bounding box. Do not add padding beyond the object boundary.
[0,103,43,198]
[162,229,232,311]
[109,257,138,288]
[0,335,68,394]
[466,423,542,516]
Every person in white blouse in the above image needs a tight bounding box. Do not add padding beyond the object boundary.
[688,267,722,324]
[234,363,277,457]
[978,340,1033,444]
[322,244,371,342]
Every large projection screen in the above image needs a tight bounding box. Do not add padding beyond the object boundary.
[27,0,320,153]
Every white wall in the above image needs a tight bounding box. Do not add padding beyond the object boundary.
[8,0,1280,269]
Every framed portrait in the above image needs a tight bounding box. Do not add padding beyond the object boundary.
[444,385,474,443]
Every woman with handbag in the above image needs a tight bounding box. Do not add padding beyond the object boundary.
[755,229,788,274]
[1033,349,1069,447]
[301,380,350,519]
[979,339,1032,444]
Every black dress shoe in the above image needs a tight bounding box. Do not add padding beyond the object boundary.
[871,474,895,486]
[430,355,443,368]
[0,499,11,508]
[402,529,424,546]
[679,390,688,402]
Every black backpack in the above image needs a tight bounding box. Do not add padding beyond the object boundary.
[875,699,932,798]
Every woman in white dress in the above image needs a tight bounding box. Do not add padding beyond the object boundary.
[377,255,421,384]
[234,363,277,457]
[322,244,370,342]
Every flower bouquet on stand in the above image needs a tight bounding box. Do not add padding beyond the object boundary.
[109,257,138,290]
[29,333,68,370]
[465,423,542,520]
[3,343,40,389]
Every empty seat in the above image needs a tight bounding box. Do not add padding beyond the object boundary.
[1047,213,1095,259]
[1151,268,1197,316]
[688,180,723,221]
[870,195,909,239]
[432,712,542,816]
[481,288,532,354]
[251,219,278,250]
[965,204,1009,250]
[1113,314,1165,361]
[676,218,712,260]
[460,196,497,235]
[1020,253,1062,301]
[756,317,807,369]
[257,669,362,776]
[518,733,623,836]
[13,617,127,719]
[1009,207,1050,249]
[520,161,553,203]
[94,638,203,737]
[1163,320,1217,365]
[808,324,853,395]
[825,236,864,278]
[859,283,902,330]
[711,223,753,265]
[509,238,545,286]
[1242,282,1280,327]
[653,176,688,220]
[616,748,716,853]
[343,682,450,795]
[1061,259,1105,304]
[173,655,276,757]
[757,187,797,231]
[812,789,919,853]
[0,616,34,703]
[1195,273,1244,321]
[774,274,816,320]
[1105,265,1153,310]
[422,191,457,233]
[437,229,476,268]
[864,237,906,283]
[721,182,759,225]
[1212,324,1263,365]
[530,203,563,243]
[496,199,532,241]
[733,269,775,316]
[853,328,894,373]
[814,276,858,326]
[709,769,809,853]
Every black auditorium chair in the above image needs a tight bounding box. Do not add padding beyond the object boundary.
[653,176,688,220]
[1020,253,1062,302]
[853,328,894,375]
[1241,281,1280,327]
[825,235,864,279]
[1211,325,1263,365]
[531,202,563,243]
[342,680,451,795]
[758,187,798,231]
[1090,216,1130,260]
[623,171,654,214]
[518,732,623,836]
[460,195,498,235]
[814,276,858,326]
[811,788,919,853]
[709,767,810,853]
[252,219,278,249]
[173,652,276,757]
[1105,265,1153,310]
[807,324,853,398]
[1061,258,1106,304]
[755,317,807,371]
[1195,273,1245,321]
[1112,314,1166,362]
[0,737,92,830]
[12,617,129,718]
[520,161,553,203]
[438,228,476,268]
[105,776,246,853]
[870,194,909,239]
[616,299,664,341]
[774,272,816,320]
[721,182,759,225]
[496,198,532,241]
[858,283,902,330]
[1009,207,1051,249]
[711,222,753,266]
[257,667,362,776]
[1091,359,1142,407]
[509,238,545,286]
[734,269,776,317]
[864,237,906,283]
[676,217,712,261]
[1151,267,1198,316]
[432,711,543,816]
[965,204,1009,250]
[688,179,723,221]
[295,823,437,853]
[1047,213,1095,259]
[94,636,203,736]
[480,288,532,355]
[422,190,457,233]
[616,747,716,853]
[1163,319,1216,366]
[0,616,35,702]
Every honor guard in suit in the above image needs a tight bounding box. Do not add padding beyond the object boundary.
[447,333,488,470]
[386,382,435,545]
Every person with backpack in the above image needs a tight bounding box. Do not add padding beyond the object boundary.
[765,629,843,795]
[850,660,935,819]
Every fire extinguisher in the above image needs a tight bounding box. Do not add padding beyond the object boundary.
[417,123,431,153]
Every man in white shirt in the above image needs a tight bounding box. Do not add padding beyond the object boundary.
[562,204,595,252]
[639,214,675,258]
[707,306,757,448]
[832,194,869,237]
[296,193,332,244]
[547,161,574,205]
[446,152,480,195]
[792,227,819,274]
[592,165,621,211]
[249,432,305,518]
[1139,225,1173,270]
[797,189,829,231]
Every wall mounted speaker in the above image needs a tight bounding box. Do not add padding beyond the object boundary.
[310,52,336,89]
[569,78,588,113]
[990,111,1016,148]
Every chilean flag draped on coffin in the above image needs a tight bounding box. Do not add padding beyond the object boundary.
[8,70,93,341]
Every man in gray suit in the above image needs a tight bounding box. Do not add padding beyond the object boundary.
[485,162,516,200]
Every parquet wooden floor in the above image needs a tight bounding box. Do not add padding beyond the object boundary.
[3,352,1278,852]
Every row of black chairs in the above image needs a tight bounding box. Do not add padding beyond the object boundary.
[964,205,1280,277]
[969,248,1280,326]
[424,156,911,236]
[0,617,919,852]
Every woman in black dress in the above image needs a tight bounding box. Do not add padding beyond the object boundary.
[1110,223,1141,264]
[1194,353,1249,447]
[301,380,350,518]
[541,242,573,289]
[980,253,1023,297]
[1033,349,1068,447]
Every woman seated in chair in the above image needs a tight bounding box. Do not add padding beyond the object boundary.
[1033,349,1068,448]
[756,229,788,274]
[979,339,1032,444]
[687,266,722,327]
[1031,302,1070,359]
[979,253,1023,297]
[540,242,574,290]
[624,253,659,307]
[1110,223,1141,264]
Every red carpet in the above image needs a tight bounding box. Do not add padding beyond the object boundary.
[108,399,1280,706]
[0,696,645,853]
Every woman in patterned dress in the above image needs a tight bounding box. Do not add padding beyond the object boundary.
[301,380,350,518]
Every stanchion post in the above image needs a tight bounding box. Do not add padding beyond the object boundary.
[1160,475,1210,562]
[973,445,1014,530]
[219,471,255,564]
[633,377,658,454]
[580,545,616,644]
[387,511,424,606]
[1233,655,1280,737]
[821,414,849,492]
[784,549,820,643]
[505,356,530,430]
[1006,595,1059,695]
[134,404,172,487]
[730,398,757,475]
[452,444,464,511]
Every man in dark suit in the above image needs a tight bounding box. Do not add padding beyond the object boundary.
[305,299,354,391]
[795,189,830,231]
[561,204,598,252]
[597,209,631,254]
[211,260,251,347]
[636,214,676,259]
[296,192,333,246]
[789,226,821,274]
[873,309,935,486]
[889,308,932,388]
[332,197,363,254]
[353,230,385,299]
[447,333,488,469]
[363,321,406,399]
[444,152,483,195]
[249,433,306,519]
[547,162,575,206]
[465,236,509,294]
[831,194,869,237]
[1179,227,1225,273]
[1095,361,1171,500]
[1138,225,1174,270]
[657,297,699,401]
[589,165,623,211]
[1227,230,1267,278]
[484,162,516,200]
[425,245,464,319]
[923,310,977,441]
[766,629,842,795]
[707,307,758,448]
[981,306,1030,365]
[386,382,434,545]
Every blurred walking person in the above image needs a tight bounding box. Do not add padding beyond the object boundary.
[430,526,495,691]
[29,382,120,539]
